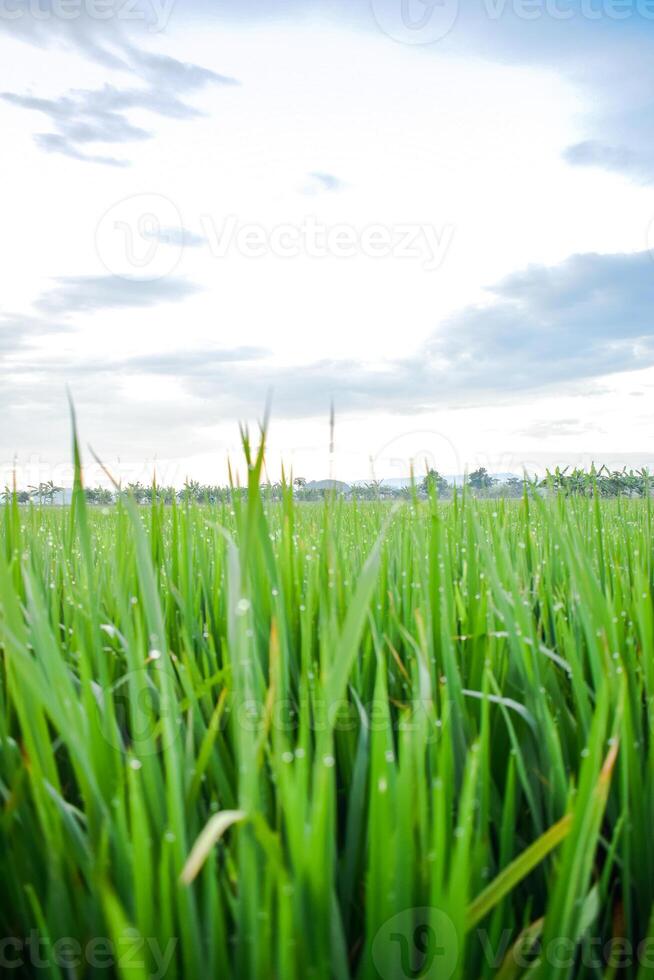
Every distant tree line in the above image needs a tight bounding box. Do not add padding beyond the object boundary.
[3,465,652,505]
[540,465,652,498]
[414,466,653,499]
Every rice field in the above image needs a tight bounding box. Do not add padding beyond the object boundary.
[2,429,654,978]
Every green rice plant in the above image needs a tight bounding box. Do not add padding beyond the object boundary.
[1,421,652,977]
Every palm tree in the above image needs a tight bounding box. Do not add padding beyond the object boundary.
[28,481,62,505]
[180,480,201,503]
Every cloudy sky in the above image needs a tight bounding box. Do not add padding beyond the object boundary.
[2,0,654,487]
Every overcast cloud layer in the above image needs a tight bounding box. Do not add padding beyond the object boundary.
[3,1,653,177]
[1,0,653,479]
[5,249,654,416]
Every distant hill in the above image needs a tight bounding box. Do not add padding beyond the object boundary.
[305,480,351,492]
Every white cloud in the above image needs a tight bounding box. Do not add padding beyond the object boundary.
[2,7,654,478]
[0,10,238,164]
